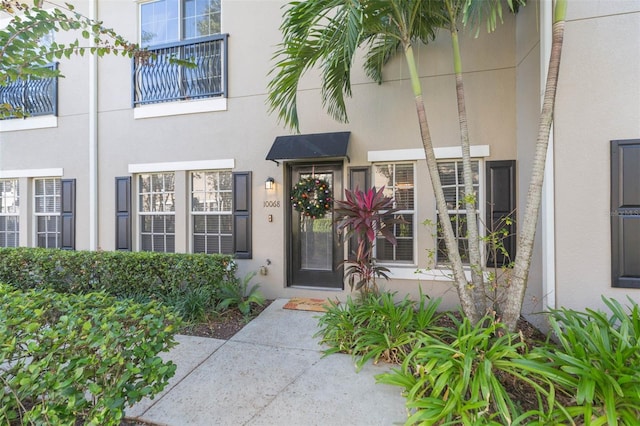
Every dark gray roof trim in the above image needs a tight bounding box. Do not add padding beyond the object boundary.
[266,132,350,165]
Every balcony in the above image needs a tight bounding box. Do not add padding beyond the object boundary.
[0,63,58,119]
[133,34,228,107]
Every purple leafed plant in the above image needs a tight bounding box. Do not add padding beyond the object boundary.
[334,187,401,294]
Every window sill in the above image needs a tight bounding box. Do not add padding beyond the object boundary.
[133,97,227,120]
[0,116,58,133]
[387,267,490,282]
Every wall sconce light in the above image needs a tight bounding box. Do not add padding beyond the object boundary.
[265,177,275,190]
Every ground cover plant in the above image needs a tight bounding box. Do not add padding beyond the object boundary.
[316,292,640,425]
[0,284,181,425]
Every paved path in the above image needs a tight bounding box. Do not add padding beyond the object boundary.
[126,299,408,426]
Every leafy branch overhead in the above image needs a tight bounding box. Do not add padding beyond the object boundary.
[0,0,140,84]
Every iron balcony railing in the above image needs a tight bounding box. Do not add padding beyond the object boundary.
[132,34,228,107]
[0,63,58,119]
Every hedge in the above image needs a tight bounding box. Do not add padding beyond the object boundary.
[0,247,237,300]
[0,284,181,425]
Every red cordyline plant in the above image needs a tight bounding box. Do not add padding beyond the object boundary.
[334,187,401,295]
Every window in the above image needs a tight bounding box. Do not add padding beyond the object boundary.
[0,179,19,247]
[34,178,61,248]
[436,160,480,264]
[134,0,226,107]
[140,0,220,47]
[191,170,233,254]
[0,30,57,120]
[139,173,175,252]
[373,163,415,263]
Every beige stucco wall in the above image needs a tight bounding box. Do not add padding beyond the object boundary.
[515,1,545,327]
[1,0,521,306]
[553,0,640,311]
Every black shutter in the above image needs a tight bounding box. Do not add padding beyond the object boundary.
[611,139,640,288]
[60,179,76,250]
[115,176,132,251]
[347,167,371,259]
[233,171,252,259]
[349,166,370,192]
[485,161,516,267]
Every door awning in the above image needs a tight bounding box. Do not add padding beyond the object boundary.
[266,131,350,165]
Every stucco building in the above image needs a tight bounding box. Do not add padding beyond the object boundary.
[1,0,638,327]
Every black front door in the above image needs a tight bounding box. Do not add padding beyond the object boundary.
[288,163,343,289]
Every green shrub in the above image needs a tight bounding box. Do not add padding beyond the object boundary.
[377,315,558,425]
[316,291,443,369]
[524,297,640,425]
[217,271,265,318]
[0,247,236,301]
[0,284,181,425]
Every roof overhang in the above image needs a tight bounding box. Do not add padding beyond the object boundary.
[266,131,350,165]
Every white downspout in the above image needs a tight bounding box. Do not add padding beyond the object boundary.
[541,0,556,311]
[89,0,98,250]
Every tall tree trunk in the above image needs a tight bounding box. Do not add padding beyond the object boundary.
[451,29,487,316]
[502,0,567,332]
[403,42,480,323]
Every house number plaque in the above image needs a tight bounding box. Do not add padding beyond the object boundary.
[263,200,280,208]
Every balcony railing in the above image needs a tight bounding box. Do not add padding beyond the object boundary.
[0,63,58,119]
[132,34,228,107]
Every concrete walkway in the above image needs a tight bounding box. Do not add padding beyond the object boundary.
[126,299,408,426]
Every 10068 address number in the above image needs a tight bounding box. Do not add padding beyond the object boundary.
[264,200,280,208]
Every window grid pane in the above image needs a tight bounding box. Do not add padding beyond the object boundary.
[191,170,232,254]
[436,160,480,264]
[0,179,20,247]
[141,0,220,47]
[139,173,176,253]
[373,163,415,263]
[34,178,60,248]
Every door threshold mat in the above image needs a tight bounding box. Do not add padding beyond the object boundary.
[282,297,337,312]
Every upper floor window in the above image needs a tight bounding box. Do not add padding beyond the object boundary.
[0,179,19,247]
[373,163,415,264]
[134,0,227,108]
[436,160,480,264]
[140,0,221,47]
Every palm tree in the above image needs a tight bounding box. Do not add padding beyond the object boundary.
[268,0,484,323]
[268,0,568,331]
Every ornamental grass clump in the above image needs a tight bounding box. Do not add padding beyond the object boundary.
[523,297,640,425]
[316,290,443,369]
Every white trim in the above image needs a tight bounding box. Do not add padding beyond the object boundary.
[387,267,487,282]
[541,0,556,311]
[133,98,227,120]
[128,159,235,174]
[0,116,57,132]
[0,168,63,178]
[367,145,490,162]
[89,0,99,251]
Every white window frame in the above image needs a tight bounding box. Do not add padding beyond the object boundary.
[138,172,176,253]
[372,162,417,266]
[138,0,222,47]
[190,169,233,254]
[367,146,491,281]
[33,177,61,248]
[0,179,20,247]
[435,159,485,266]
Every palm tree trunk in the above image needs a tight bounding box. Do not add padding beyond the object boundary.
[451,29,487,316]
[404,42,480,323]
[502,0,567,332]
